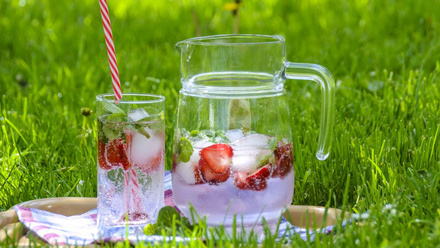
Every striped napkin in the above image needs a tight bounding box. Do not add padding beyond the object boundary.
[14,171,340,246]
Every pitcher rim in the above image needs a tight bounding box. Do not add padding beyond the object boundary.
[176,34,285,46]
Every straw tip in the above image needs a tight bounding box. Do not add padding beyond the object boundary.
[316,152,329,161]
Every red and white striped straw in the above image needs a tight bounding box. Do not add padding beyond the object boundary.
[99,0,122,101]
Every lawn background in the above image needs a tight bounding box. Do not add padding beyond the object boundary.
[1,0,440,246]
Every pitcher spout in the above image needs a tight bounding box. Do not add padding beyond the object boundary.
[175,40,185,52]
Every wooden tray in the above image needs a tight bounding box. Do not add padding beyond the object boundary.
[0,197,97,247]
[0,197,349,246]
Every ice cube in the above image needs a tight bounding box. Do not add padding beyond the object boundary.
[231,149,260,173]
[131,132,164,166]
[225,129,244,143]
[175,151,201,184]
[128,108,149,122]
[190,148,202,164]
[175,162,196,184]
[231,133,269,148]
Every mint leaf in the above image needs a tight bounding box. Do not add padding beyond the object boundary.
[157,206,179,227]
[179,215,193,230]
[143,223,157,235]
[143,206,194,236]
[268,136,280,151]
[102,113,129,140]
[97,118,108,144]
[106,112,128,122]
[103,122,123,140]
[137,172,153,192]
[101,101,125,114]
[257,153,273,168]
[107,168,125,193]
[98,102,127,141]
[132,115,164,139]
[178,137,194,163]
[196,130,228,143]
[131,123,151,139]
[198,130,215,140]
[108,168,124,183]
[190,130,199,136]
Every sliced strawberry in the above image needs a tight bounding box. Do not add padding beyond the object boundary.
[272,143,293,178]
[199,143,233,174]
[233,164,272,191]
[199,159,230,184]
[198,143,233,184]
[106,138,131,170]
[98,139,112,170]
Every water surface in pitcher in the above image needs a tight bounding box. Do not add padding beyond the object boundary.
[182,72,285,97]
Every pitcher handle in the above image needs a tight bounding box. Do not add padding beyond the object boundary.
[283,62,335,160]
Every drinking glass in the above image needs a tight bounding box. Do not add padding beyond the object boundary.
[96,93,165,238]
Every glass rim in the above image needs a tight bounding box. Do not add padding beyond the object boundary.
[96,93,165,104]
[176,34,285,46]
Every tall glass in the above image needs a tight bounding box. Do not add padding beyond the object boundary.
[96,93,165,238]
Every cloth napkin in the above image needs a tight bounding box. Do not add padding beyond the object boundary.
[14,171,341,246]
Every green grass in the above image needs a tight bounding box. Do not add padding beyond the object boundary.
[1,0,440,246]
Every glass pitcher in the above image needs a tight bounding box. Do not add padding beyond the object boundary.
[172,34,335,232]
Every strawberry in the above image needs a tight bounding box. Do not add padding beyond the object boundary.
[272,143,293,178]
[172,154,178,172]
[199,160,230,184]
[198,143,233,184]
[139,150,163,173]
[233,164,272,191]
[119,212,149,222]
[106,138,131,170]
[98,139,112,170]
[199,144,233,173]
